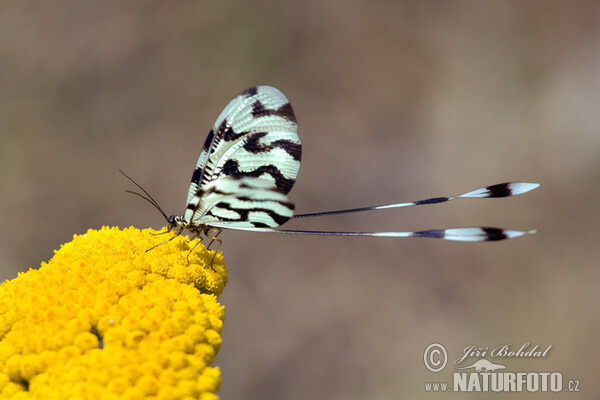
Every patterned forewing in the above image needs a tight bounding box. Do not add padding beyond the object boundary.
[187,176,295,228]
[186,86,301,209]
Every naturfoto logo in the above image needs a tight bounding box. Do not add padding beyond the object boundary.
[423,343,580,394]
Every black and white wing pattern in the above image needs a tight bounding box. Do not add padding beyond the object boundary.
[182,86,301,229]
[146,85,539,243]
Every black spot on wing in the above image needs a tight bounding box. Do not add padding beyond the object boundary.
[222,159,239,176]
[251,100,297,123]
[190,167,202,185]
[203,129,215,151]
[240,86,258,97]
[222,159,296,194]
[280,140,302,162]
[250,101,269,118]
[274,102,296,123]
[243,132,302,162]
[217,119,245,142]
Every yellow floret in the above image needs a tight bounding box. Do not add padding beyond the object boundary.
[0,227,228,399]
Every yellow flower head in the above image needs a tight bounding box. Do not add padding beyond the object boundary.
[0,227,227,400]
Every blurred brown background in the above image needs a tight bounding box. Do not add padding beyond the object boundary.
[1,1,599,399]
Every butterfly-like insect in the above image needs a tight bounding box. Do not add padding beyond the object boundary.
[123,85,538,252]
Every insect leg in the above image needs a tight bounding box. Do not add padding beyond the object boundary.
[205,229,223,270]
[146,228,180,252]
[150,228,173,236]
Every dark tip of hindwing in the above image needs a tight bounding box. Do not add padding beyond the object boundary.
[484,183,513,198]
[481,227,508,241]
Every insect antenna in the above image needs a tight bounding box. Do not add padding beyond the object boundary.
[119,169,170,222]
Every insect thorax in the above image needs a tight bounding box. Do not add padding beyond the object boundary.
[167,215,221,238]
